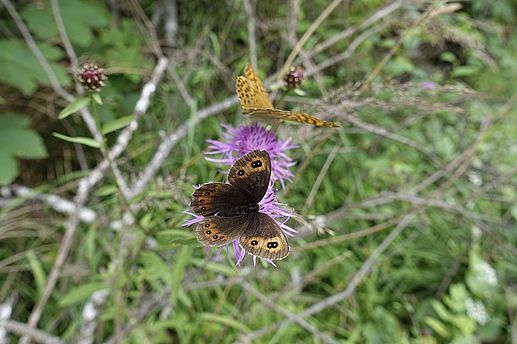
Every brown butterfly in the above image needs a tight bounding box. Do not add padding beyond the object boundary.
[190,150,290,260]
[236,64,339,127]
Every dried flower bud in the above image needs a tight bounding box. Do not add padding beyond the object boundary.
[76,63,107,92]
[283,67,304,89]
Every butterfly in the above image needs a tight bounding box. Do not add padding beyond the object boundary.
[190,150,290,260]
[236,64,339,128]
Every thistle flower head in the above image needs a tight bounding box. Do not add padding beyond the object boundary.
[284,66,304,89]
[76,63,107,92]
[206,124,297,187]
[419,81,437,90]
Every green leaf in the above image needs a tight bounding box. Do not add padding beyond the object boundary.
[139,251,174,286]
[99,20,150,82]
[199,313,250,333]
[432,300,453,321]
[58,97,90,119]
[158,229,195,239]
[170,246,192,306]
[92,92,103,105]
[0,113,48,185]
[511,204,517,221]
[26,250,46,298]
[0,154,18,186]
[451,66,480,78]
[52,132,100,148]
[58,282,106,307]
[21,0,108,48]
[101,115,134,134]
[95,185,118,197]
[0,40,71,95]
[201,261,238,277]
[425,317,450,337]
[168,238,198,246]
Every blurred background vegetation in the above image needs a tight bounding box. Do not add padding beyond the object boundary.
[0,0,516,343]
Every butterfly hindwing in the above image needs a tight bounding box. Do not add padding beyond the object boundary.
[227,150,271,204]
[243,107,339,127]
[191,182,248,216]
[239,212,290,260]
[195,215,251,247]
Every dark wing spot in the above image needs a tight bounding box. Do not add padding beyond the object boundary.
[204,223,210,227]
[205,230,211,234]
[238,170,245,176]
[251,240,258,246]
[267,241,278,249]
[201,206,207,210]
[199,199,205,204]
[204,192,210,196]
[212,235,219,239]
[251,160,262,168]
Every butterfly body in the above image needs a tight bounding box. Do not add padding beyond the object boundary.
[216,202,259,217]
[236,64,339,128]
[190,150,290,260]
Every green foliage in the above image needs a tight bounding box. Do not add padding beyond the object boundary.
[58,97,90,119]
[0,40,70,95]
[21,0,108,47]
[101,115,134,134]
[0,0,515,343]
[0,113,47,184]
[52,132,100,148]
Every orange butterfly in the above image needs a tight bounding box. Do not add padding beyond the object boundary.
[236,64,339,128]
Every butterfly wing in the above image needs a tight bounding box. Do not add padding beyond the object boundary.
[191,182,248,216]
[244,107,339,127]
[227,150,271,204]
[244,64,272,106]
[239,212,290,260]
[236,64,274,111]
[236,64,338,127]
[195,215,251,247]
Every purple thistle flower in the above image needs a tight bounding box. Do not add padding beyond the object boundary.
[420,81,437,90]
[183,183,295,267]
[205,124,297,188]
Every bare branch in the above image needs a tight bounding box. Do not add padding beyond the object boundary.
[0,185,96,224]
[328,106,439,163]
[50,0,78,72]
[302,143,340,213]
[245,213,416,341]
[0,320,63,344]
[22,57,169,338]
[78,290,109,344]
[242,282,338,344]
[243,0,258,70]
[309,0,403,57]
[279,0,344,77]
[127,96,239,199]
[0,295,15,344]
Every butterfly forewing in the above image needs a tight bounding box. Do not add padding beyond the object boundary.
[243,64,273,108]
[236,76,273,110]
[227,150,271,204]
[239,212,290,260]
[195,215,250,247]
[191,182,248,216]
